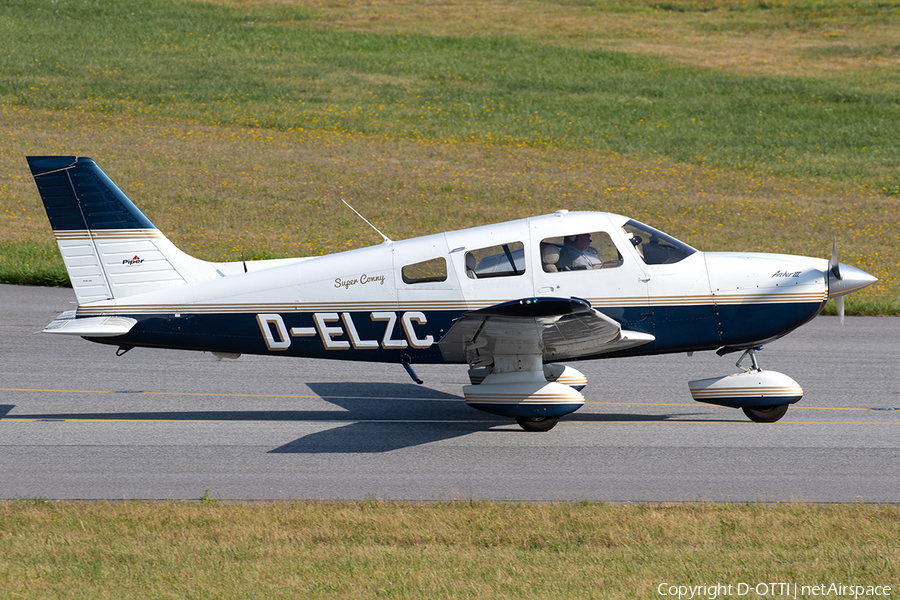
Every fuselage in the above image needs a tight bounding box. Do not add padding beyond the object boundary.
[29,155,880,428]
[76,210,831,363]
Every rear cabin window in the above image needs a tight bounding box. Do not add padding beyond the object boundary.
[540,232,622,273]
[402,257,448,284]
[465,242,525,279]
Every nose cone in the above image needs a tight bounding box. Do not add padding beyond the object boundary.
[829,263,878,298]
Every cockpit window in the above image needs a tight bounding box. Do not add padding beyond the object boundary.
[622,220,696,265]
[541,232,622,272]
[465,242,525,279]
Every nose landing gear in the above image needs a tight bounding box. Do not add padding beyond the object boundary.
[515,416,561,432]
[689,347,802,423]
[741,403,790,423]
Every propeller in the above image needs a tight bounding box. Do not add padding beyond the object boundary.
[828,239,844,325]
[827,240,878,325]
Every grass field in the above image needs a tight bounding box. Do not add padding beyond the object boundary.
[1,500,898,599]
[0,0,898,312]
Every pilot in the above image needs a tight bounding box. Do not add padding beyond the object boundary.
[558,233,596,270]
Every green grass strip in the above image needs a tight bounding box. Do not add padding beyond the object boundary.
[1,0,897,190]
[1,500,899,599]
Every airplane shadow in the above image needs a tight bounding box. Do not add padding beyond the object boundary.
[267,411,740,454]
[0,384,498,453]
[0,384,467,423]
[1,385,736,454]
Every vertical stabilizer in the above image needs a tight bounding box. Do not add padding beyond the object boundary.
[27,156,216,304]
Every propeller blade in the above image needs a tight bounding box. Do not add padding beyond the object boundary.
[823,239,877,324]
[828,239,844,325]
[829,239,842,281]
[827,239,843,325]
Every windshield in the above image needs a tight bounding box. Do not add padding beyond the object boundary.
[622,220,696,265]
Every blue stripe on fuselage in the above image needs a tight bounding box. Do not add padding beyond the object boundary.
[82,301,825,363]
[86,310,459,363]
[595,300,824,358]
[715,300,824,347]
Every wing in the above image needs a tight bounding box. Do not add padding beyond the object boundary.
[438,297,654,366]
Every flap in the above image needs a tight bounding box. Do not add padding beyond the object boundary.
[438,297,650,365]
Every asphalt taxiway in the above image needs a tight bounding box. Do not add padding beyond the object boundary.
[1,284,898,502]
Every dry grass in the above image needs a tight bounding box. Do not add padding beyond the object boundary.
[1,500,898,598]
[3,0,898,309]
[3,104,896,304]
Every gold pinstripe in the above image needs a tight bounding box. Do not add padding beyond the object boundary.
[74,291,827,316]
[464,394,584,404]
[690,386,803,398]
[76,301,475,316]
[467,375,587,386]
[54,229,165,241]
[585,291,827,307]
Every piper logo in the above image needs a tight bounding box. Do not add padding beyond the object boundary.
[123,255,145,266]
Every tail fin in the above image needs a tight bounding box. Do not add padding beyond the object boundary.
[27,156,217,304]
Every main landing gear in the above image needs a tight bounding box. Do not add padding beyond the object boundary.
[464,358,587,432]
[688,348,803,424]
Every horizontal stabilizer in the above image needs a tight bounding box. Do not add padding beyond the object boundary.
[43,310,137,337]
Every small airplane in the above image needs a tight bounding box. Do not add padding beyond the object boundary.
[27,156,877,431]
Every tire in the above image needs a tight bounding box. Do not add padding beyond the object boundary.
[742,404,789,423]
[515,416,560,432]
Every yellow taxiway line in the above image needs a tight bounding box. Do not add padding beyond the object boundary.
[1,388,897,425]
[2,388,897,411]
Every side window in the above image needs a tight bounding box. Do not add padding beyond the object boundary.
[465,242,525,279]
[402,257,448,284]
[541,232,622,273]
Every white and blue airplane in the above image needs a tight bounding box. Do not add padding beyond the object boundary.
[27,156,877,431]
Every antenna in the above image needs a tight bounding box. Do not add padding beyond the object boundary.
[341,198,392,244]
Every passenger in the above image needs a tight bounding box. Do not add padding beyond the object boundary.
[557,233,596,270]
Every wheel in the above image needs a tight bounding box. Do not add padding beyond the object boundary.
[515,416,560,432]
[742,404,789,423]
